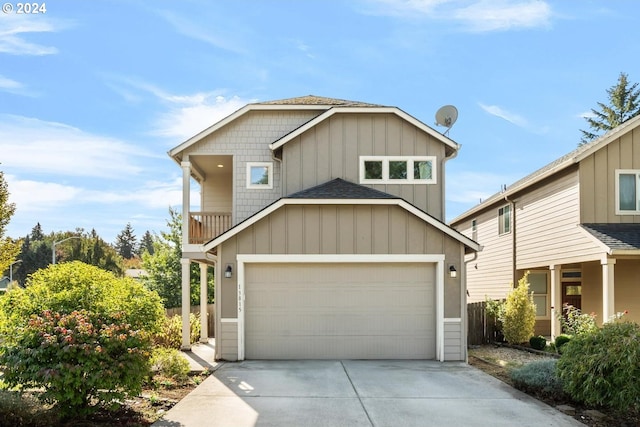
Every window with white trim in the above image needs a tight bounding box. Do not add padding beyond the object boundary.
[528,271,549,318]
[498,205,511,235]
[616,169,640,214]
[359,156,436,184]
[471,219,477,241]
[246,162,273,189]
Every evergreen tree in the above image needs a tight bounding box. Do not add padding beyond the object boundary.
[139,230,154,256]
[114,223,137,259]
[30,223,44,240]
[0,167,21,276]
[580,72,640,145]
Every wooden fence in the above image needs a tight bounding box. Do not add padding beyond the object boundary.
[467,301,502,345]
[165,304,215,337]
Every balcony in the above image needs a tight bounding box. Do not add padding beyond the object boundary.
[189,212,232,244]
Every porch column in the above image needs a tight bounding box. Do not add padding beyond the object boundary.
[181,161,191,246]
[181,258,191,350]
[200,262,209,343]
[601,258,616,323]
[549,265,561,339]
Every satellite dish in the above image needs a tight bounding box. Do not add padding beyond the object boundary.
[435,105,458,135]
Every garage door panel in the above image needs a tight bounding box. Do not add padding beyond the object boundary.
[245,263,435,359]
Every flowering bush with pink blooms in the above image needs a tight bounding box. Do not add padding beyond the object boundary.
[0,262,164,418]
[0,309,152,417]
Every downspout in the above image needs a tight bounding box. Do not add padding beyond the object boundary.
[504,193,516,285]
[442,144,459,220]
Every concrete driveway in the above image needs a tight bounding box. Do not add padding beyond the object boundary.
[153,360,584,427]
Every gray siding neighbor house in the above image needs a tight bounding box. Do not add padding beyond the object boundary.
[450,114,640,338]
[168,95,480,361]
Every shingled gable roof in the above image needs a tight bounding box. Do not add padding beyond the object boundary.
[168,95,381,161]
[450,113,640,224]
[580,224,640,253]
[168,95,460,162]
[202,178,481,253]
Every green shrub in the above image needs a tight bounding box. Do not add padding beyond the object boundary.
[502,273,536,344]
[151,347,190,383]
[558,304,597,336]
[557,321,640,411]
[554,334,571,353]
[0,262,165,418]
[0,261,164,343]
[511,359,565,399]
[153,313,202,349]
[0,310,152,417]
[529,335,547,350]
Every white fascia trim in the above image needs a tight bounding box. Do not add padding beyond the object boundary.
[577,224,614,255]
[237,254,445,263]
[168,103,333,162]
[269,107,460,152]
[203,198,481,253]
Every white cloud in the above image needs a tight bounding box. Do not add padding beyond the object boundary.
[0,74,22,89]
[0,114,155,178]
[5,175,81,212]
[454,0,551,32]
[579,111,596,119]
[361,0,552,32]
[478,103,528,127]
[153,95,250,140]
[157,10,245,53]
[0,15,67,55]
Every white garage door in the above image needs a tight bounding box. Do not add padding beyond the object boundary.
[244,262,435,359]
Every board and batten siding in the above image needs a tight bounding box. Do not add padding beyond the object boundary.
[214,204,466,360]
[516,168,602,267]
[459,206,514,303]
[281,113,446,220]
[580,126,640,223]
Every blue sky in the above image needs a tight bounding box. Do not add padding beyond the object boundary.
[1,0,639,243]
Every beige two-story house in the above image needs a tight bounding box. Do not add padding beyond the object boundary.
[451,114,640,338]
[169,95,480,361]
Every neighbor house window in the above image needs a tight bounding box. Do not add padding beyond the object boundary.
[616,170,640,214]
[359,156,436,184]
[471,219,477,241]
[246,162,273,189]
[528,271,549,318]
[498,205,511,235]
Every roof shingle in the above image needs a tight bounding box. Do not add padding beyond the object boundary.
[581,223,640,251]
[287,178,398,199]
[255,95,383,107]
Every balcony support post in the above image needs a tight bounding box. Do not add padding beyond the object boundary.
[181,161,191,247]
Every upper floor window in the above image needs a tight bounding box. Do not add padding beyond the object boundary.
[359,156,436,184]
[498,205,511,235]
[246,162,273,189]
[616,170,640,214]
[471,219,477,241]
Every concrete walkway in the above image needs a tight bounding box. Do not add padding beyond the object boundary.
[154,355,583,427]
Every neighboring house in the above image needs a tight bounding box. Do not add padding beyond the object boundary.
[168,95,480,361]
[451,114,640,339]
[0,276,10,292]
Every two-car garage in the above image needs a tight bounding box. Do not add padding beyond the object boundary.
[239,256,439,360]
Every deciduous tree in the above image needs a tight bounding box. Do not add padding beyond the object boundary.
[0,167,20,275]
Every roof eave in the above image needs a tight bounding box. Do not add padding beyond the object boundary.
[203,198,480,253]
[269,106,460,153]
